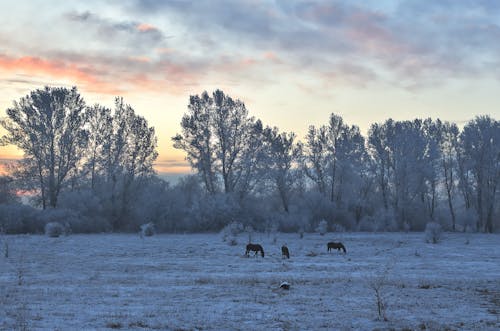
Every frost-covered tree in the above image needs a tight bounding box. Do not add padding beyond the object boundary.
[435,120,460,230]
[101,98,158,230]
[420,119,442,222]
[261,126,299,213]
[173,90,263,197]
[0,86,88,208]
[368,119,432,230]
[84,104,113,189]
[459,116,499,233]
[368,122,392,211]
[302,113,366,204]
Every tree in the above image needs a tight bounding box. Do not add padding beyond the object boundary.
[302,113,366,204]
[368,119,431,230]
[261,125,299,213]
[97,98,158,230]
[368,121,392,211]
[435,120,459,230]
[173,90,263,197]
[0,175,18,204]
[84,104,113,189]
[459,116,500,233]
[1,86,88,208]
[420,119,442,222]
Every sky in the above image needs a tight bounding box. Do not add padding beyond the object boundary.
[1,0,500,178]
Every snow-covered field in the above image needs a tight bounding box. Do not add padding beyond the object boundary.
[1,232,499,330]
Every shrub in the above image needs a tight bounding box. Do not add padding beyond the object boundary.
[358,209,398,232]
[425,222,443,244]
[331,223,346,232]
[140,222,155,237]
[45,222,65,237]
[244,225,254,243]
[357,216,377,232]
[0,203,39,234]
[58,190,110,233]
[316,219,328,235]
[220,221,244,243]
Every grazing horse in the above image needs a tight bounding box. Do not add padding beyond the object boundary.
[246,243,265,257]
[327,242,346,253]
[281,245,290,259]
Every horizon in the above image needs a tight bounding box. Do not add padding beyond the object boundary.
[1,1,500,178]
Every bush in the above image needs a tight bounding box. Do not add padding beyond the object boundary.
[140,222,155,237]
[45,222,65,237]
[425,222,443,244]
[0,203,40,234]
[58,190,111,233]
[331,223,346,232]
[316,219,328,235]
[358,209,399,232]
[244,225,254,243]
[188,193,241,231]
[357,216,377,232]
[220,221,244,243]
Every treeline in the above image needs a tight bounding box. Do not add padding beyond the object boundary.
[1,87,499,234]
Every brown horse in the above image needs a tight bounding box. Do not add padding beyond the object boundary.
[246,243,265,257]
[281,245,290,259]
[327,242,346,253]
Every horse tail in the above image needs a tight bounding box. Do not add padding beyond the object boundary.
[261,248,265,257]
[341,244,346,253]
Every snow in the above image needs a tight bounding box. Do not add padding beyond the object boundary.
[1,232,499,330]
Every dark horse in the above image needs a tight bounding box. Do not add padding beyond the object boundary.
[281,245,290,259]
[327,242,346,253]
[246,243,265,257]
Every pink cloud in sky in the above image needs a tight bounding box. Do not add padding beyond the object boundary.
[136,23,158,32]
[128,56,152,63]
[0,54,204,95]
[0,55,124,94]
[262,51,282,64]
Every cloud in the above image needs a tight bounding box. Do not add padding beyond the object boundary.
[0,53,197,95]
[129,0,500,89]
[154,159,191,174]
[3,1,500,95]
[136,23,157,32]
[64,10,168,52]
[0,54,125,94]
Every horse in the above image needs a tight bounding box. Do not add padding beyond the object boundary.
[246,243,265,257]
[281,245,290,259]
[327,242,346,253]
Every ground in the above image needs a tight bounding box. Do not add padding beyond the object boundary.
[0,232,499,330]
